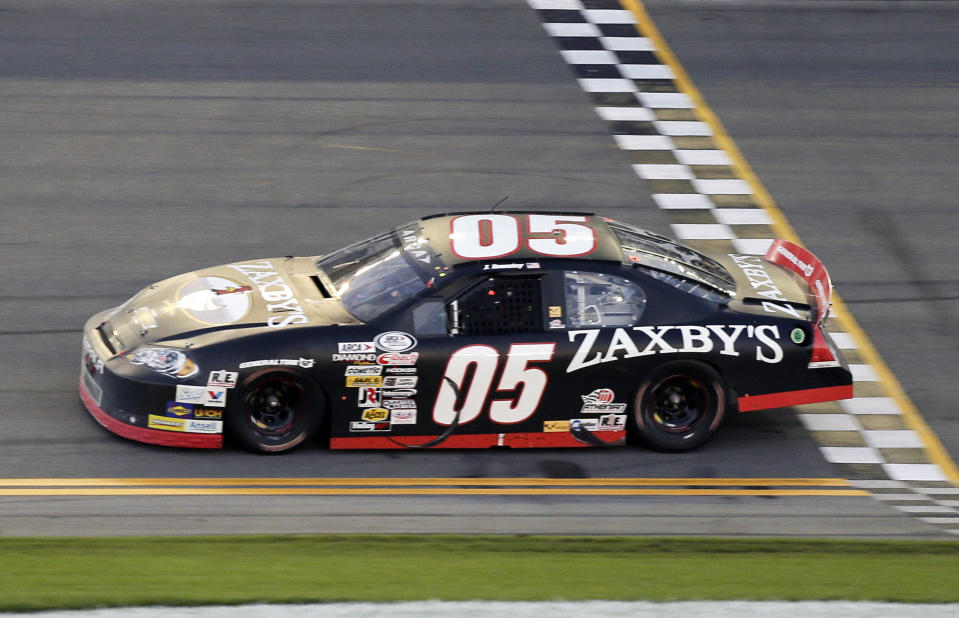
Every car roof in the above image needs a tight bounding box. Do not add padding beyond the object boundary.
[408,211,626,267]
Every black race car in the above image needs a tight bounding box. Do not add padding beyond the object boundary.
[80,212,852,453]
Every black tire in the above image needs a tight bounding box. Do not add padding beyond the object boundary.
[630,361,726,452]
[227,370,323,453]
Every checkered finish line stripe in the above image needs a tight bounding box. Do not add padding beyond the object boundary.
[528,0,959,536]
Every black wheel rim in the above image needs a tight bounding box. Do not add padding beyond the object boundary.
[647,375,710,433]
[245,377,305,437]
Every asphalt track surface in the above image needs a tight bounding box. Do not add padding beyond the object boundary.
[0,0,956,537]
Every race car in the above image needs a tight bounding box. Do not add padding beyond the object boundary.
[79,212,852,453]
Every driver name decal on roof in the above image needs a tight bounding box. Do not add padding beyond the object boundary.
[567,325,783,373]
[227,261,309,328]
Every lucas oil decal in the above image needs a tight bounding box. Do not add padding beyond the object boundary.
[567,325,783,373]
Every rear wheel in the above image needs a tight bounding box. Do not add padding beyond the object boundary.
[227,371,323,453]
[631,361,726,452]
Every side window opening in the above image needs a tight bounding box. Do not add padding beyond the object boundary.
[448,276,543,336]
[565,271,646,328]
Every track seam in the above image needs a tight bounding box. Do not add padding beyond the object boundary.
[527,0,959,536]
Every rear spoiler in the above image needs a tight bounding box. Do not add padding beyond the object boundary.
[765,239,832,325]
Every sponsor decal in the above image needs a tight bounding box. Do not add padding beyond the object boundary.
[566,325,784,373]
[482,262,541,271]
[238,358,315,369]
[543,420,571,433]
[382,389,417,398]
[548,306,563,318]
[148,414,185,432]
[548,319,565,329]
[131,306,158,331]
[166,402,195,418]
[227,261,309,328]
[127,347,198,379]
[185,419,223,434]
[176,276,252,326]
[597,414,626,431]
[80,365,103,406]
[391,408,417,425]
[728,254,801,318]
[383,398,416,409]
[361,408,390,422]
[385,367,417,375]
[374,331,417,352]
[346,375,383,388]
[790,328,806,344]
[82,335,105,379]
[176,385,227,407]
[349,421,391,432]
[357,387,381,408]
[338,342,375,354]
[377,352,418,366]
[194,408,223,419]
[580,388,627,414]
[332,353,377,363]
[345,365,383,377]
[383,376,418,388]
[400,228,432,264]
[208,370,238,389]
[570,418,598,432]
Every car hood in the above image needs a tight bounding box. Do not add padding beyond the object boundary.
[98,256,357,351]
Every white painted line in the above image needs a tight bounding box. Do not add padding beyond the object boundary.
[850,480,908,489]
[920,517,959,524]
[712,208,773,225]
[840,397,902,415]
[863,430,924,449]
[798,413,861,432]
[937,500,959,507]
[895,505,957,513]
[619,64,675,80]
[819,446,884,464]
[594,106,655,121]
[543,22,602,37]
[691,178,752,194]
[830,332,857,349]
[669,223,736,240]
[583,9,637,24]
[578,78,637,92]
[600,36,656,51]
[850,364,880,382]
[882,463,949,482]
[651,193,714,209]
[870,493,929,501]
[674,149,732,166]
[653,120,713,136]
[730,238,773,255]
[632,164,694,180]
[613,134,674,150]
[638,92,693,108]
[914,487,959,495]
[527,0,582,9]
[561,50,619,64]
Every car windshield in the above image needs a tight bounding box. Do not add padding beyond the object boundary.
[317,231,428,322]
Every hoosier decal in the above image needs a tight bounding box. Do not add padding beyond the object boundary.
[567,325,783,373]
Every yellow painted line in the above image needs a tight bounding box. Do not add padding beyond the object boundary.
[0,488,867,497]
[625,0,959,482]
[0,477,852,487]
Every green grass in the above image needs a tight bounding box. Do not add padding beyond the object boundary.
[3,535,959,610]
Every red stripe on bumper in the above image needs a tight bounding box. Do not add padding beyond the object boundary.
[78,377,222,449]
[331,431,622,450]
[738,385,853,412]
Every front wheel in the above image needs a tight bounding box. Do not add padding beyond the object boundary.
[227,371,323,453]
[631,361,726,452]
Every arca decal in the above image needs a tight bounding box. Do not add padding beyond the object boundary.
[449,214,597,259]
[566,325,783,373]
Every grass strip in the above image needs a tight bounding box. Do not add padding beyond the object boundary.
[3,535,958,610]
